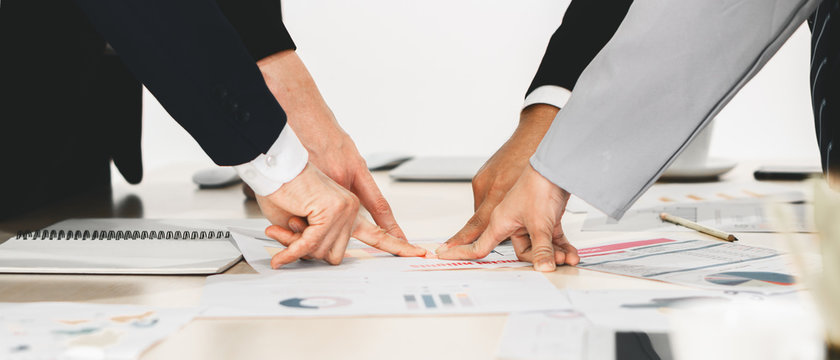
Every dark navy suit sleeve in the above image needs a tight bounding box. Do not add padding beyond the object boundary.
[74,0,286,166]
[526,0,633,96]
[216,0,297,61]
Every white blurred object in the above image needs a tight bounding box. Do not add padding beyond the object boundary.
[192,167,242,188]
[812,182,840,346]
[662,120,737,180]
[363,153,413,171]
[669,299,824,360]
[389,156,487,181]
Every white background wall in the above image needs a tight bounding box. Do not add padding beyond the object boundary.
[137,0,821,179]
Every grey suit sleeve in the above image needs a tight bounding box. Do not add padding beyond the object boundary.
[530,0,821,219]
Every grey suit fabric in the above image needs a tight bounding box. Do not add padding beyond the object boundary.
[531,0,822,219]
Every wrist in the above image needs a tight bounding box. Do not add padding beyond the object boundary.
[508,104,558,148]
[257,50,328,119]
[519,104,559,128]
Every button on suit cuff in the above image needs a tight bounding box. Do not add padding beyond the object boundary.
[234,126,309,196]
[523,85,572,110]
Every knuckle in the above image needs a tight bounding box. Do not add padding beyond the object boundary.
[368,197,392,216]
[339,193,359,211]
[365,233,383,248]
[467,242,488,258]
[486,184,509,201]
[532,246,554,258]
[466,215,485,229]
[311,248,328,259]
[326,196,345,210]
[472,175,487,192]
[348,196,360,213]
[300,239,319,252]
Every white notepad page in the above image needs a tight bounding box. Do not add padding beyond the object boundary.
[0,219,255,275]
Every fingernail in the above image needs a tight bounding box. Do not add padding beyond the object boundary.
[535,260,555,272]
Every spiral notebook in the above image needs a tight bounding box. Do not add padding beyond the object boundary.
[0,219,247,275]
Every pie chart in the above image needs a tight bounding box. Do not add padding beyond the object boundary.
[704,271,795,287]
[279,296,352,309]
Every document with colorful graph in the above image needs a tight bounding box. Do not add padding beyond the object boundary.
[571,181,814,233]
[228,227,529,274]
[0,303,198,360]
[576,238,806,294]
[567,181,807,213]
[201,271,569,317]
[581,201,813,233]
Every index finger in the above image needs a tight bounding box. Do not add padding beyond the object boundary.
[352,170,407,240]
[437,210,517,260]
[352,215,426,257]
[441,199,495,250]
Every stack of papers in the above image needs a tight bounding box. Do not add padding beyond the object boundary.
[0,303,198,360]
[568,182,814,233]
[576,238,805,294]
[228,227,530,274]
[497,309,607,360]
[200,271,569,317]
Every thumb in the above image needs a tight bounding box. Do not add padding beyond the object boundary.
[269,221,328,269]
[529,226,556,272]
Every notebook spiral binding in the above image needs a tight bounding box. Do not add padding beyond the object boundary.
[15,230,231,240]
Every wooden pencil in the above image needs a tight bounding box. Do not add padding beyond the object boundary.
[659,212,738,242]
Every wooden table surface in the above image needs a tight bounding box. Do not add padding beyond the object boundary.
[0,161,812,359]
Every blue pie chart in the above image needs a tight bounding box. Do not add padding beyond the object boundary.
[279,296,352,309]
[704,271,795,287]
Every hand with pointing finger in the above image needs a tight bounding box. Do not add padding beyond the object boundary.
[256,163,426,268]
[441,104,558,251]
[257,50,407,240]
[436,165,579,272]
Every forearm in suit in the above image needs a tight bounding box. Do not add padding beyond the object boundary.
[74,0,286,166]
[527,0,633,96]
[530,0,821,219]
[216,0,297,61]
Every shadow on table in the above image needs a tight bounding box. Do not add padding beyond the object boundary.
[0,186,144,242]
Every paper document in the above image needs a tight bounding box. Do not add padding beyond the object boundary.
[496,310,610,360]
[567,289,775,333]
[576,238,804,294]
[567,181,807,215]
[0,302,198,360]
[582,201,813,233]
[201,271,568,317]
[228,227,529,274]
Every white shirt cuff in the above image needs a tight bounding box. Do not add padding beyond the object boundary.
[234,126,309,196]
[523,85,573,110]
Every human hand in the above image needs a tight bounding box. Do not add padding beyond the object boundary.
[442,104,559,250]
[436,165,579,272]
[256,163,426,268]
[257,50,406,239]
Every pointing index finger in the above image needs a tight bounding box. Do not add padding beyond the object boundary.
[352,170,407,239]
[352,215,426,257]
[437,210,516,260]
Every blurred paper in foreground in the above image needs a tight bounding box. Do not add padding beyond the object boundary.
[813,182,840,347]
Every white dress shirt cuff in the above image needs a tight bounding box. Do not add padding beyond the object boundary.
[234,126,309,196]
[523,85,573,110]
